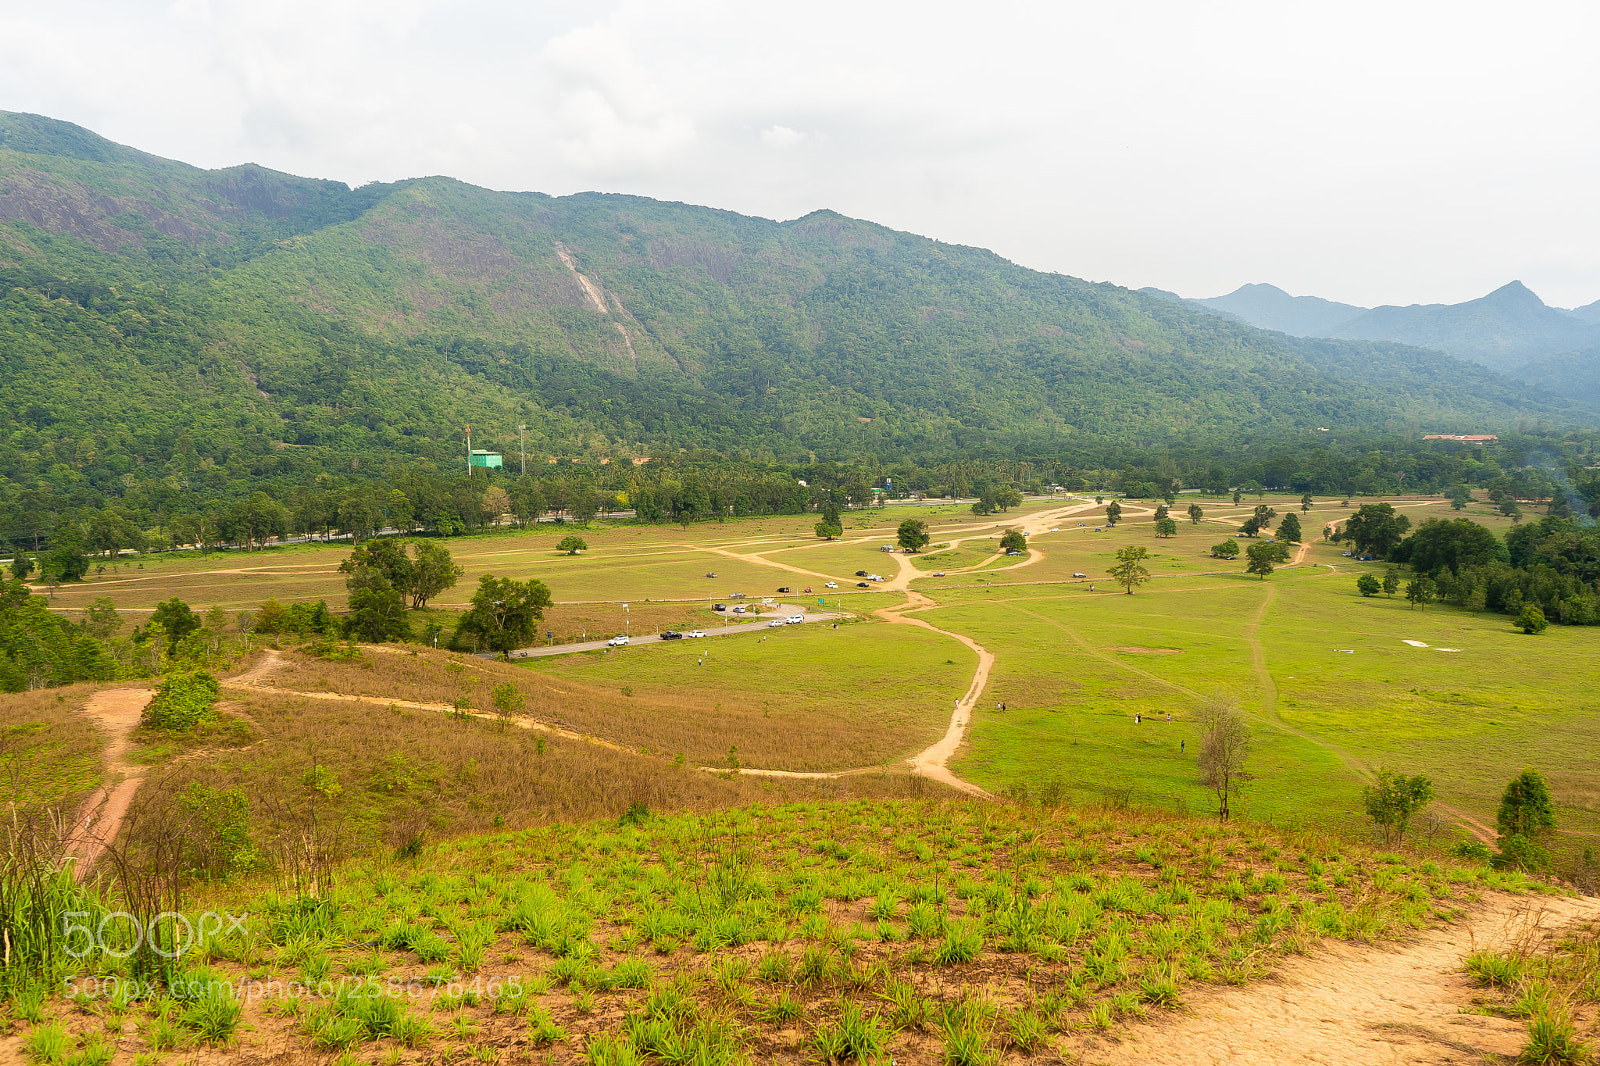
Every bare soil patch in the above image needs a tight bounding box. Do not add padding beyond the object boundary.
[1106,645,1183,655]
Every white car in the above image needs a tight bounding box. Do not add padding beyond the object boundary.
[687,630,705,638]
[787,615,804,624]
[767,619,785,628]
[732,605,747,613]
[608,635,630,646]
[825,581,838,589]
[1050,527,1060,532]
[932,571,946,577]
[869,574,884,581]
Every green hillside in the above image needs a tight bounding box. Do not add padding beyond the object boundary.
[0,111,1590,524]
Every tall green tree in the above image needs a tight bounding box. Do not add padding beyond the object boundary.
[1108,545,1150,594]
[409,541,463,609]
[897,518,931,553]
[1343,503,1412,557]
[1276,512,1302,543]
[999,529,1027,553]
[1105,500,1122,527]
[1363,770,1434,846]
[1187,503,1204,524]
[461,575,553,658]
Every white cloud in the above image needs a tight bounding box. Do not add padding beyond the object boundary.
[1,0,1598,306]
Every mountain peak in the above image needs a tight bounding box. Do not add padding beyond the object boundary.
[0,110,178,169]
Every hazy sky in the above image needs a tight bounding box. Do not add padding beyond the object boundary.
[3,0,1597,307]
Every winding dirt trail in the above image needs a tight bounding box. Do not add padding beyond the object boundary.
[1092,892,1600,1066]
[69,686,155,879]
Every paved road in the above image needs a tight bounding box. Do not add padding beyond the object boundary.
[498,607,842,659]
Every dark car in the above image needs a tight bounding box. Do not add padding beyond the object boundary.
[713,604,726,611]
[856,581,870,588]
[855,570,869,577]
[660,630,684,640]
[705,572,717,578]
[777,586,791,593]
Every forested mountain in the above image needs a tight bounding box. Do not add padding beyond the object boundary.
[0,110,1593,546]
[1186,283,1367,337]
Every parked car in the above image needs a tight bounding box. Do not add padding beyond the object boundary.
[1006,550,1023,556]
[803,586,813,593]
[713,603,727,611]
[1094,527,1102,531]
[733,605,747,613]
[880,544,895,552]
[787,615,804,624]
[660,630,684,640]
[855,570,869,577]
[777,586,792,593]
[686,630,705,638]
[869,574,884,581]
[1073,572,1087,578]
[730,592,747,599]
[932,571,946,577]
[1050,527,1060,532]
[825,581,838,589]
[856,581,870,588]
[705,571,717,578]
[767,619,784,628]
[608,635,630,646]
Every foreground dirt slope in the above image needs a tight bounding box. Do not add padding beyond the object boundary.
[1091,893,1599,1065]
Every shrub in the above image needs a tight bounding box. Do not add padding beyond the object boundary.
[142,671,220,731]
[1518,604,1549,634]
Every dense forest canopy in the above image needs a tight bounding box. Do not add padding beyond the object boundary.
[0,110,1597,554]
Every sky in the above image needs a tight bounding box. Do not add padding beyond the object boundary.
[2,0,1598,308]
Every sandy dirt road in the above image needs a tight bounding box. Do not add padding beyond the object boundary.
[1091,892,1600,1066]
[69,687,155,878]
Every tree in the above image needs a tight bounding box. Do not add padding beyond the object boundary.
[1404,575,1436,610]
[491,681,525,723]
[1211,540,1240,559]
[1496,769,1556,870]
[999,529,1026,553]
[556,536,588,555]
[152,598,202,643]
[994,486,1023,511]
[481,485,512,527]
[1363,769,1434,846]
[815,502,843,540]
[1153,503,1170,522]
[1276,512,1302,544]
[83,597,121,639]
[1105,500,1122,526]
[461,575,553,658]
[1449,485,1471,511]
[1154,517,1177,537]
[1343,503,1411,557]
[1300,493,1313,512]
[1108,545,1151,594]
[1240,515,1263,537]
[1245,541,1287,579]
[1517,603,1548,634]
[409,541,462,609]
[511,481,547,528]
[1356,573,1381,597]
[897,518,931,553]
[345,567,411,643]
[1382,568,1400,597]
[1233,491,1243,505]
[44,532,89,583]
[1390,518,1505,576]
[1197,700,1250,821]
[9,552,32,582]
[1187,503,1204,524]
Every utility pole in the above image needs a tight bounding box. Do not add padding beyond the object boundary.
[519,423,526,476]
[466,424,472,478]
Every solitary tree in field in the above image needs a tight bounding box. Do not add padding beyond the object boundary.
[1233,490,1243,505]
[897,518,931,553]
[1382,569,1400,597]
[1212,540,1240,559]
[491,681,526,726]
[1301,493,1313,512]
[1154,517,1177,537]
[999,529,1027,553]
[1496,768,1556,870]
[1153,503,1170,522]
[815,502,843,540]
[1245,541,1287,579]
[1356,573,1381,597]
[1197,700,1250,821]
[1105,500,1122,527]
[1108,545,1151,594]
[1517,603,1548,634]
[1363,769,1434,846]
[1276,512,1302,543]
[556,535,588,555]
[1187,503,1204,524]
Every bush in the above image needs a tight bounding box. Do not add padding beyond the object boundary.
[557,536,588,555]
[1449,839,1493,864]
[1357,573,1381,597]
[142,671,220,731]
[1495,833,1551,872]
[1518,603,1549,634]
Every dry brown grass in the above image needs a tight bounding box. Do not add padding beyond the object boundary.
[241,643,943,773]
[147,684,928,857]
[0,683,107,810]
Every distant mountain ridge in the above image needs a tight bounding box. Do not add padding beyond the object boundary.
[1154,280,1600,391]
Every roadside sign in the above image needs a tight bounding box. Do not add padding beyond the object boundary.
[818,598,824,605]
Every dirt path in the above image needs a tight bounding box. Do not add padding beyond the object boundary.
[1091,892,1599,1065]
[69,687,155,879]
